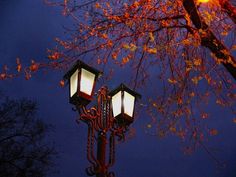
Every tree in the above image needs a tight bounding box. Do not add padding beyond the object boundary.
[1,0,236,152]
[0,97,56,177]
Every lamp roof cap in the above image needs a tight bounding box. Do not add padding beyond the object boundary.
[109,83,141,99]
[63,60,103,80]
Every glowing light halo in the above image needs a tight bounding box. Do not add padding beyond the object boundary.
[198,0,210,3]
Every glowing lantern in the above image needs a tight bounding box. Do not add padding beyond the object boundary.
[64,60,102,106]
[109,84,141,126]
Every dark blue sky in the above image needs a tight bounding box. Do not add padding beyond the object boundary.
[0,1,236,177]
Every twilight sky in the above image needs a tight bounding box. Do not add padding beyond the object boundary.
[0,0,236,177]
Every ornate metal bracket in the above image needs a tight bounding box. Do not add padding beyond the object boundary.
[76,87,126,177]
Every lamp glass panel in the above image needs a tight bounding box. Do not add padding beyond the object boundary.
[112,91,122,117]
[124,91,135,117]
[80,68,96,95]
[70,69,78,97]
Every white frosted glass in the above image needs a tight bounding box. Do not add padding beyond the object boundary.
[80,68,96,95]
[112,91,122,117]
[70,70,78,97]
[124,91,135,117]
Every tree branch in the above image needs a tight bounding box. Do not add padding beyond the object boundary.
[219,0,236,24]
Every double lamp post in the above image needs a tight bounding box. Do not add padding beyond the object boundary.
[64,60,141,177]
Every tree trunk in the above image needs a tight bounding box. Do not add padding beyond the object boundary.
[183,0,236,80]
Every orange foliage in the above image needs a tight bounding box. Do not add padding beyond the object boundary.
[45,0,235,151]
[3,0,236,153]
[29,60,39,72]
[209,129,218,136]
[16,58,22,72]
[233,118,236,124]
[48,52,60,60]
[0,73,6,80]
[59,80,65,87]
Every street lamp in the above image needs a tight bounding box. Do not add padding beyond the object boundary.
[64,60,102,106]
[110,84,141,126]
[64,60,141,177]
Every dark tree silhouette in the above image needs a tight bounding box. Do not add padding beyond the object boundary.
[0,97,56,177]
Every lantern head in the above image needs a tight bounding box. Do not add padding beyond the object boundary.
[64,60,102,106]
[109,84,141,126]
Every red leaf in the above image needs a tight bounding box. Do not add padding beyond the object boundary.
[30,60,39,72]
[0,73,6,80]
[209,129,218,136]
[59,80,65,87]
[233,118,236,124]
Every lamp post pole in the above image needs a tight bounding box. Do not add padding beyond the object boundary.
[64,60,141,177]
[97,131,106,177]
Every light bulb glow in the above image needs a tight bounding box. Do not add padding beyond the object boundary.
[112,91,122,117]
[70,69,78,97]
[124,91,135,117]
[198,0,209,3]
[80,68,95,96]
